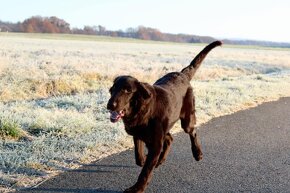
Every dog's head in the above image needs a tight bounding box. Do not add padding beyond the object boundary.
[107,76,152,123]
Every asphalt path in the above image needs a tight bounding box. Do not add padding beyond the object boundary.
[19,97,290,193]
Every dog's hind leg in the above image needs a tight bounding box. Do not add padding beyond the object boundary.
[156,133,173,168]
[180,87,203,161]
[180,87,196,132]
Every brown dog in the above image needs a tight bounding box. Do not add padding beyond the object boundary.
[107,41,222,193]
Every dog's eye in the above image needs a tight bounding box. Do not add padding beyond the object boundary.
[123,88,132,93]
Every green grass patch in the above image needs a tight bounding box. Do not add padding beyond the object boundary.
[0,119,22,139]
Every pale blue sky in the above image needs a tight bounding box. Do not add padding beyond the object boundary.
[1,0,290,42]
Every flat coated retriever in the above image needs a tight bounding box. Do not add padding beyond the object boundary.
[107,41,222,193]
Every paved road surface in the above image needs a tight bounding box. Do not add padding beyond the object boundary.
[19,97,290,193]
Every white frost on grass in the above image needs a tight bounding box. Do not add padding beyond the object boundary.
[0,90,127,190]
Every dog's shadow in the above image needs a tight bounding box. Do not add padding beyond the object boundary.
[19,159,138,193]
[68,164,135,173]
[21,187,121,193]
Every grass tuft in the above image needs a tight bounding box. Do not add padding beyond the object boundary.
[0,119,22,139]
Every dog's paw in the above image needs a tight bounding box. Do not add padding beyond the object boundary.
[195,153,203,161]
[136,161,144,167]
[136,156,147,167]
[193,150,203,161]
[124,184,144,193]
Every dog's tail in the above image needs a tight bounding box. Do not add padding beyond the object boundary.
[181,41,222,80]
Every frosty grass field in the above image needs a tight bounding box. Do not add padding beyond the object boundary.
[1,33,290,191]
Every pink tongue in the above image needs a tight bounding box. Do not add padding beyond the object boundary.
[110,111,124,123]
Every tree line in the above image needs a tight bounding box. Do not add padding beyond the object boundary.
[1,16,289,48]
[0,16,214,43]
[0,16,70,34]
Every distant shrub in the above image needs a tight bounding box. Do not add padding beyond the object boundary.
[0,119,22,139]
[222,77,233,81]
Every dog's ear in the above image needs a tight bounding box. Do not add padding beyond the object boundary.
[137,82,152,100]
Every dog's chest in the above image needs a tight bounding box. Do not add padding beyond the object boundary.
[125,125,154,143]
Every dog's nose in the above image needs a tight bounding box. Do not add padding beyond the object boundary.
[107,100,117,110]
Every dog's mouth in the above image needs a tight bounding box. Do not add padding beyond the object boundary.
[110,110,125,123]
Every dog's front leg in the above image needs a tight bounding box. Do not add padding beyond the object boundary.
[133,137,146,167]
[124,141,163,193]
